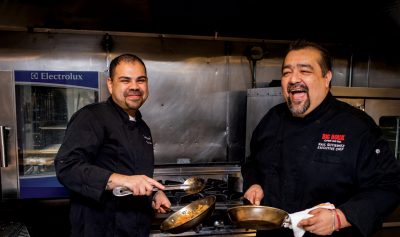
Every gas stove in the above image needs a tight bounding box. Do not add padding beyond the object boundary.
[150,177,256,236]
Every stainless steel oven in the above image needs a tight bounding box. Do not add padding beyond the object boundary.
[0,70,100,200]
[380,116,399,159]
[331,87,400,160]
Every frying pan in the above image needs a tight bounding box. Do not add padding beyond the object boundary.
[227,205,289,230]
[160,195,216,234]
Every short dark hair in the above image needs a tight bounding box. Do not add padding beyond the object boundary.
[285,39,332,77]
[109,54,147,78]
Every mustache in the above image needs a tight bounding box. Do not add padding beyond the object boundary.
[287,82,308,93]
[124,89,142,97]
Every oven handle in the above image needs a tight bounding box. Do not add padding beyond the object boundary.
[0,125,10,168]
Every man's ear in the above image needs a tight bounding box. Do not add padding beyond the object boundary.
[107,78,113,95]
[325,71,332,88]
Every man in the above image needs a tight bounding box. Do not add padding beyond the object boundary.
[241,40,400,237]
[55,54,171,237]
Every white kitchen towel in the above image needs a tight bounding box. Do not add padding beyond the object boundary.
[282,203,335,237]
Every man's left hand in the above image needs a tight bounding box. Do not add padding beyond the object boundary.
[152,191,171,213]
[298,208,335,235]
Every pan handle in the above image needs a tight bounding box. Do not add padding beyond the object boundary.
[113,185,190,196]
[160,205,174,213]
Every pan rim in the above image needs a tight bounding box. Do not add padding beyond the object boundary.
[160,195,216,232]
[228,205,288,214]
[227,205,289,230]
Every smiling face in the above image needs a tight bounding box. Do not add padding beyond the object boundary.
[281,47,332,117]
[107,60,149,117]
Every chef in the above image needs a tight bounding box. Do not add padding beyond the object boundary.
[55,53,171,237]
[241,40,400,237]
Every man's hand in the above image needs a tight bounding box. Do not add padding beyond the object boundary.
[106,173,165,196]
[298,208,335,235]
[243,184,264,205]
[152,191,171,213]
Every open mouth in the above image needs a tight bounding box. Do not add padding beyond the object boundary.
[289,89,307,95]
[287,84,308,102]
[287,83,308,94]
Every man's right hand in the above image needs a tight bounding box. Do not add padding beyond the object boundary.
[106,173,165,196]
[243,184,264,205]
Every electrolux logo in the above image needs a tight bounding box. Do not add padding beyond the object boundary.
[15,70,99,89]
[30,72,84,80]
[31,72,39,79]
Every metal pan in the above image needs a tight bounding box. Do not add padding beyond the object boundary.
[160,195,216,234]
[227,205,289,230]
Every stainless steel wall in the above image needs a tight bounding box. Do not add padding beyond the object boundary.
[0,29,399,165]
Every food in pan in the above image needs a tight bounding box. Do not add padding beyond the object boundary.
[171,204,209,226]
[160,195,216,234]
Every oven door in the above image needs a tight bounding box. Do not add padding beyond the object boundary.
[0,71,18,200]
[380,116,400,159]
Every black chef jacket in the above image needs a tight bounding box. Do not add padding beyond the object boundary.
[55,97,155,237]
[242,92,400,237]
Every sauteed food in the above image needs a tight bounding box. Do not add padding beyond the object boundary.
[160,195,216,234]
[171,204,209,226]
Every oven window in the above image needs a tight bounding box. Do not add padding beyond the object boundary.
[379,116,400,159]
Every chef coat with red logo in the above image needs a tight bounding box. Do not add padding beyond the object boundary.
[242,92,400,237]
[55,97,155,237]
